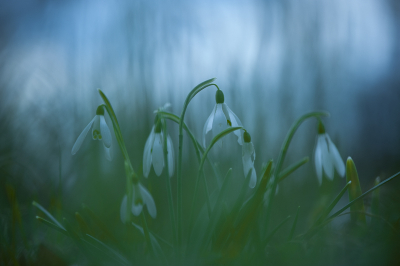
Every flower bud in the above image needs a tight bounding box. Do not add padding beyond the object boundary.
[346,157,366,224]
[215,89,224,104]
[96,105,104,116]
[244,131,251,143]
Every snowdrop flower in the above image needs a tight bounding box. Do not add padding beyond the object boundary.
[120,182,157,223]
[71,106,112,160]
[203,89,243,148]
[314,122,345,185]
[143,112,174,178]
[242,131,257,188]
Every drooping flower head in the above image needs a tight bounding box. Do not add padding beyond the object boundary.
[143,104,174,178]
[120,182,157,223]
[314,122,345,185]
[203,89,243,148]
[71,105,112,160]
[242,131,257,188]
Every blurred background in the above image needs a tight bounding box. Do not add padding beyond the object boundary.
[1,0,400,263]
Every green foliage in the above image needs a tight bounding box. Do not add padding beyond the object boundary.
[2,79,400,265]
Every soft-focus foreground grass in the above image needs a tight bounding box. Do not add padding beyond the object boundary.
[1,79,400,266]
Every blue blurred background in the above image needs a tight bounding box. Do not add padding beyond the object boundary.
[1,0,399,235]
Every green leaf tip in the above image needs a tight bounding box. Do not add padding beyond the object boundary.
[346,157,366,224]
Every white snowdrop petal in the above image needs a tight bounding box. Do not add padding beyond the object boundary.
[224,103,244,145]
[140,184,157,218]
[104,146,112,161]
[249,167,257,188]
[212,104,228,147]
[120,195,128,223]
[242,155,253,178]
[314,139,323,185]
[71,117,95,155]
[92,115,101,140]
[152,133,164,176]
[167,135,174,178]
[320,135,334,180]
[203,105,216,147]
[131,203,143,216]
[327,136,345,177]
[143,128,155,178]
[100,115,112,148]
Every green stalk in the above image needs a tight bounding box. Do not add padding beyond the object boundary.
[288,206,300,241]
[157,111,220,183]
[141,212,154,256]
[278,156,309,183]
[326,170,400,222]
[162,119,178,248]
[264,111,329,230]
[189,127,243,224]
[176,78,216,249]
[314,181,352,226]
[98,90,139,224]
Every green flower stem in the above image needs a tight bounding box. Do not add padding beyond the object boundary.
[264,111,329,230]
[326,170,400,222]
[141,212,154,256]
[278,156,309,183]
[288,206,300,241]
[176,78,216,249]
[188,127,243,238]
[157,111,220,182]
[162,119,178,249]
[98,90,138,225]
[314,181,352,226]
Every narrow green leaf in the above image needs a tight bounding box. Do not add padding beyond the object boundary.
[326,170,400,222]
[36,216,69,237]
[346,157,366,224]
[263,216,291,246]
[84,234,129,266]
[288,206,300,241]
[82,204,117,242]
[278,156,309,183]
[209,127,242,148]
[32,201,65,230]
[132,222,167,262]
[371,176,380,226]
[200,168,233,250]
[314,181,352,226]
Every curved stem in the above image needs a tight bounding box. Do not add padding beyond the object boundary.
[162,119,177,249]
[176,78,216,249]
[264,111,329,230]
[188,126,243,237]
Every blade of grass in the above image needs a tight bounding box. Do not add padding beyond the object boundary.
[326,171,400,222]
[314,181,351,226]
[263,216,291,247]
[35,216,69,237]
[177,78,217,252]
[288,206,300,241]
[32,201,65,231]
[84,234,129,266]
[278,157,309,183]
[264,112,329,231]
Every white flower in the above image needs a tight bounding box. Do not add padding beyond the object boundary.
[120,183,157,222]
[203,89,243,148]
[242,131,257,188]
[314,128,345,185]
[143,111,174,178]
[71,106,112,160]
